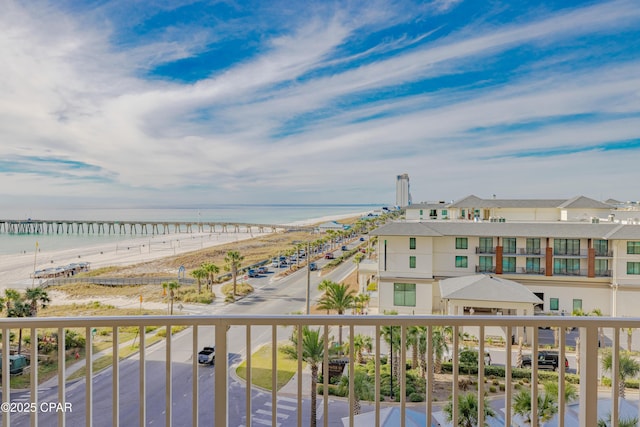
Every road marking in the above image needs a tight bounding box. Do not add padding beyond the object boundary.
[256,409,289,419]
[277,396,298,404]
[252,418,280,426]
[264,402,296,411]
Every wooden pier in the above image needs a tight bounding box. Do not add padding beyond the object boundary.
[0,219,304,235]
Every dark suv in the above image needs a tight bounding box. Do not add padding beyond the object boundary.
[521,350,568,371]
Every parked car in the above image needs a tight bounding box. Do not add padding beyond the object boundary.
[248,269,259,277]
[198,346,215,365]
[341,245,348,251]
[521,350,568,371]
[324,252,334,259]
[309,262,317,271]
[359,237,365,241]
[270,260,280,268]
[257,266,268,274]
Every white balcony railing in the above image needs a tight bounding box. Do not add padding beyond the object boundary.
[2,315,639,427]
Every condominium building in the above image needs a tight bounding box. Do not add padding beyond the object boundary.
[370,217,640,321]
[395,173,411,207]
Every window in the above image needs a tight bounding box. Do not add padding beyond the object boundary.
[409,237,416,250]
[419,209,423,218]
[394,283,416,306]
[526,238,541,255]
[628,242,640,254]
[429,209,437,219]
[627,262,640,275]
[526,258,541,273]
[409,256,416,269]
[503,237,516,254]
[502,257,516,273]
[479,237,493,253]
[594,240,609,256]
[573,299,582,312]
[479,256,493,272]
[441,209,448,218]
[554,258,580,275]
[550,298,559,311]
[595,259,609,276]
[554,239,580,256]
[455,237,468,250]
[455,256,468,268]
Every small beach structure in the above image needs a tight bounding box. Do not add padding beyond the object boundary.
[32,262,90,279]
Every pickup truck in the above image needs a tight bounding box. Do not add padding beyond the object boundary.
[521,350,568,371]
[198,346,215,365]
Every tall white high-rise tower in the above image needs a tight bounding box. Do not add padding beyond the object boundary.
[395,173,411,207]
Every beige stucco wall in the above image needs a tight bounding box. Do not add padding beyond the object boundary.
[492,208,560,221]
[611,240,640,287]
[378,280,433,314]
[378,235,433,279]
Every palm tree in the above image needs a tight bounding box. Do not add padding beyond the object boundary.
[602,351,640,399]
[444,392,496,427]
[407,326,425,370]
[190,267,207,294]
[4,289,30,355]
[380,323,402,386]
[24,286,50,317]
[337,369,374,416]
[316,282,355,352]
[352,334,373,364]
[626,328,634,352]
[513,388,558,426]
[202,262,220,291]
[598,412,639,427]
[543,380,577,417]
[162,281,181,315]
[287,326,324,427]
[224,251,244,297]
[353,252,365,292]
[432,326,452,374]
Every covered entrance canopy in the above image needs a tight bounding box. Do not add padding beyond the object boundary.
[439,275,542,344]
[439,274,542,315]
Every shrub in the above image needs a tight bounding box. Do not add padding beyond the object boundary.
[409,392,424,402]
[489,386,497,393]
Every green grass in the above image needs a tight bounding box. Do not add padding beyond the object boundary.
[235,344,302,391]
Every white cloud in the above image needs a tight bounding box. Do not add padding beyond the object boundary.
[0,0,639,205]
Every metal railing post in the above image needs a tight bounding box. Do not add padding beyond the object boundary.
[579,325,599,427]
[214,323,228,426]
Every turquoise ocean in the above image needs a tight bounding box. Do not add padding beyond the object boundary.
[0,204,380,255]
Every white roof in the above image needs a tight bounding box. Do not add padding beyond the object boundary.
[439,275,543,304]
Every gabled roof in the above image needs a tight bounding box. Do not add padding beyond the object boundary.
[557,196,612,209]
[440,275,542,304]
[448,195,487,208]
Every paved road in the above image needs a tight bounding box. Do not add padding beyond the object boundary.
[8,238,366,426]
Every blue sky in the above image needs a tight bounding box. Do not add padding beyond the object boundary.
[1,0,639,207]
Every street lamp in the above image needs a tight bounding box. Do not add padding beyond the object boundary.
[390,326,394,400]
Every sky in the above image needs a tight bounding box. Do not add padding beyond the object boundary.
[1,0,639,208]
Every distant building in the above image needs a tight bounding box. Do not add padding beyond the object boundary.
[395,173,411,207]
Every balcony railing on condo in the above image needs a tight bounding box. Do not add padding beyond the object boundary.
[1,315,637,427]
[553,249,588,257]
[475,247,496,254]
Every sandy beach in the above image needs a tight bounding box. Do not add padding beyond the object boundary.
[0,212,368,291]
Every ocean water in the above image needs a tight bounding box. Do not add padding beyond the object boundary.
[0,204,379,255]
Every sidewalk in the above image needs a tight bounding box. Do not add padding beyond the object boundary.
[41,328,164,389]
